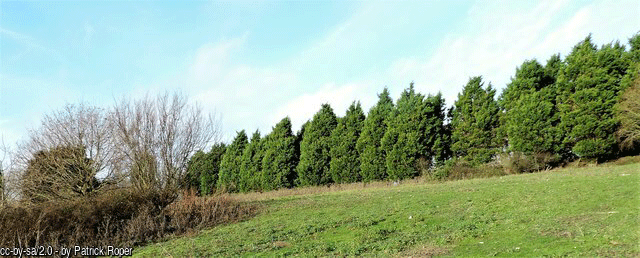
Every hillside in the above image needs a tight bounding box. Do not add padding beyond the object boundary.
[135,162,640,257]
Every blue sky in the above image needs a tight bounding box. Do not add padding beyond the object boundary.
[1,0,639,149]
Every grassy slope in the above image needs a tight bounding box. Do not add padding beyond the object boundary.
[135,163,640,257]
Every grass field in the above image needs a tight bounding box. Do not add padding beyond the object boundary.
[135,162,639,257]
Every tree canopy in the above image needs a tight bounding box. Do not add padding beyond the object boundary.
[330,101,365,183]
[296,104,338,186]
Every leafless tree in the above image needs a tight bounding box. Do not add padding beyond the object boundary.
[111,92,220,193]
[7,92,220,203]
[2,103,119,203]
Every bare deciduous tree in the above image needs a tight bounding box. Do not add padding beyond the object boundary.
[112,92,220,193]
[6,92,220,203]
[8,103,120,202]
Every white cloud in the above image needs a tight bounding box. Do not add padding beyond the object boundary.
[381,0,639,107]
[180,35,301,141]
[0,27,66,63]
[271,81,377,132]
[145,0,638,143]
[275,0,638,133]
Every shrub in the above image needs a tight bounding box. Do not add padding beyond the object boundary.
[497,152,562,174]
[0,188,256,248]
[429,159,505,181]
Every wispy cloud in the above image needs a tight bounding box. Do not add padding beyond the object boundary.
[77,0,640,144]
[0,27,66,63]
[277,0,638,129]
[271,81,377,131]
[178,34,300,140]
[381,0,638,106]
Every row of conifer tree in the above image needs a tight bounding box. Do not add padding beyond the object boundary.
[185,33,640,194]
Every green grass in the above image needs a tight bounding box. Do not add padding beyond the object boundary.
[135,163,640,257]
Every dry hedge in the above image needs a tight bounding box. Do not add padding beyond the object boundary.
[0,188,256,249]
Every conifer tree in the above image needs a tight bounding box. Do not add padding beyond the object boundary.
[499,58,562,155]
[621,34,640,92]
[616,75,640,152]
[556,35,630,159]
[294,120,309,169]
[357,88,394,182]
[199,143,225,195]
[296,104,338,186]
[217,130,248,192]
[261,117,297,190]
[185,150,207,191]
[423,93,449,164]
[616,33,640,153]
[239,130,263,192]
[381,83,448,180]
[451,76,500,165]
[329,101,365,183]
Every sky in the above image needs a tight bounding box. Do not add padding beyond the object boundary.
[1,0,639,151]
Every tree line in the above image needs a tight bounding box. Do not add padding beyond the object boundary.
[1,33,637,202]
[186,34,640,194]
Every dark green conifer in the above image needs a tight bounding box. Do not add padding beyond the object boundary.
[329,101,365,183]
[217,130,248,192]
[296,104,338,186]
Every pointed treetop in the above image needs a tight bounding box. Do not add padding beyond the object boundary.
[250,129,261,142]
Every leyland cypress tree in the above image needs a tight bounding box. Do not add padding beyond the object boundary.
[499,58,562,155]
[381,83,448,180]
[199,143,225,195]
[381,84,422,180]
[239,130,263,192]
[357,88,394,182]
[261,117,297,190]
[616,34,640,153]
[217,130,248,192]
[296,104,338,186]
[330,101,365,183]
[620,34,640,94]
[451,77,500,165]
[185,150,207,192]
[294,120,309,170]
[423,93,449,165]
[557,35,630,159]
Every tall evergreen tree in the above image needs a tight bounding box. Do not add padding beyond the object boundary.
[423,93,449,165]
[217,130,248,192]
[556,35,630,159]
[621,34,640,92]
[381,84,420,180]
[357,88,394,182]
[451,76,500,165]
[185,150,207,192]
[294,120,310,170]
[199,143,226,195]
[499,58,562,154]
[381,83,448,180]
[296,104,338,186]
[239,130,263,192]
[616,33,640,153]
[330,101,365,183]
[261,117,297,190]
